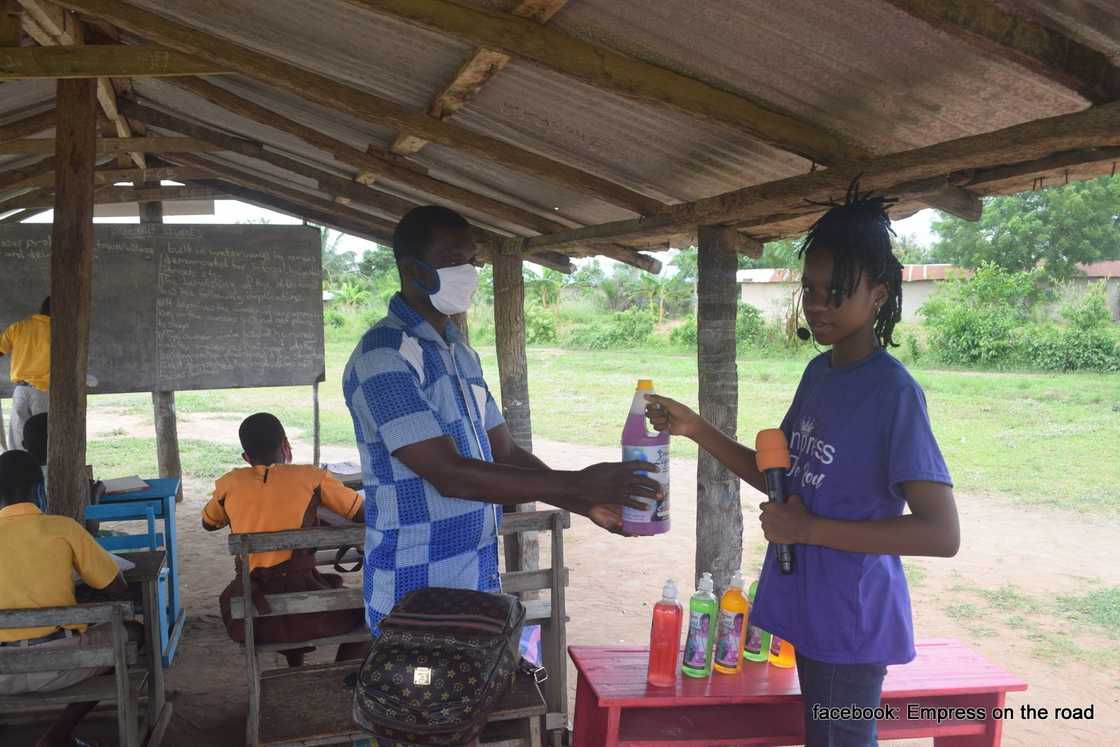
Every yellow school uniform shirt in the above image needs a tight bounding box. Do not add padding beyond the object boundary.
[0,314,51,391]
[0,503,121,642]
[202,464,363,572]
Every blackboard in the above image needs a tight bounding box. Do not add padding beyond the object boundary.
[0,224,324,396]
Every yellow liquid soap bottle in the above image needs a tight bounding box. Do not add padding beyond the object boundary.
[769,634,796,668]
[713,571,749,674]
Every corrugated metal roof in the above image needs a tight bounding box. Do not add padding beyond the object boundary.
[1,0,1117,259]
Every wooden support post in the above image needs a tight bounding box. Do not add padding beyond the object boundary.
[695,225,741,593]
[492,246,540,577]
[0,0,21,46]
[312,379,321,467]
[47,78,97,520]
[139,183,184,502]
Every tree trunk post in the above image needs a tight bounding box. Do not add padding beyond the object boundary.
[695,225,742,594]
[47,78,98,520]
[493,243,539,577]
[140,184,184,502]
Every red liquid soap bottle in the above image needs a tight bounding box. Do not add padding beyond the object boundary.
[647,580,684,687]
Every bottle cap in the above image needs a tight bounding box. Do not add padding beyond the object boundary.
[636,379,654,391]
[731,570,745,590]
[698,571,714,593]
[662,580,677,600]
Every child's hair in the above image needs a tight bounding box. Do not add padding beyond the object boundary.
[22,413,47,466]
[798,178,904,347]
[239,413,286,464]
[0,450,44,505]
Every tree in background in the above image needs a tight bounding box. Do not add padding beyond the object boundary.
[893,232,934,264]
[739,238,801,270]
[523,267,565,309]
[930,174,1120,282]
[317,226,357,289]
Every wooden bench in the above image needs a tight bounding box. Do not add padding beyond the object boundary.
[0,602,147,747]
[228,509,571,747]
[569,639,1028,746]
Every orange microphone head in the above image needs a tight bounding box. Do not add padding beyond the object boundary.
[755,428,790,471]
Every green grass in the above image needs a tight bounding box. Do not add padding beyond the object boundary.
[77,331,1120,512]
[1058,588,1120,637]
[86,437,240,488]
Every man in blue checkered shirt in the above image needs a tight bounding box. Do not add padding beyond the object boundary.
[344,206,661,635]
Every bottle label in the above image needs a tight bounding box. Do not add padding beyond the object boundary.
[622,444,670,523]
[770,634,784,657]
[682,610,711,668]
[714,610,744,667]
[744,625,764,656]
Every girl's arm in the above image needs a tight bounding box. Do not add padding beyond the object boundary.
[760,481,960,557]
[645,394,767,495]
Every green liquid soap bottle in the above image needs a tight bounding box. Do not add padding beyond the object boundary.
[742,580,771,663]
[681,571,718,678]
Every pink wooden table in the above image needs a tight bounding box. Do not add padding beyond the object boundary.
[570,638,1027,746]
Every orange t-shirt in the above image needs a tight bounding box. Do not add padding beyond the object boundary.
[202,464,363,572]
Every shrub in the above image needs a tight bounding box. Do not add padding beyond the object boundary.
[1018,324,1120,372]
[564,307,653,349]
[1060,281,1113,330]
[921,264,1047,367]
[524,305,557,345]
[324,307,346,329]
[669,315,697,346]
[669,303,768,348]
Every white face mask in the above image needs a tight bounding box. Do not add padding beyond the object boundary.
[423,263,480,316]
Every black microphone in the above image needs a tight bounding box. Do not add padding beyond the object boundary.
[756,429,794,574]
[796,327,811,341]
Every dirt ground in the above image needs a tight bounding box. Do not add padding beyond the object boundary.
[7,412,1118,746]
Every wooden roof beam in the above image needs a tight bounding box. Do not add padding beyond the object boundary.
[5,183,227,209]
[390,0,569,156]
[0,108,56,142]
[17,0,145,167]
[0,155,55,190]
[351,0,983,220]
[9,162,212,190]
[525,100,1120,250]
[882,0,1120,104]
[55,0,666,216]
[0,44,229,79]
[0,136,222,154]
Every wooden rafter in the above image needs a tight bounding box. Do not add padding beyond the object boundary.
[0,136,221,154]
[17,0,146,167]
[5,162,210,190]
[523,100,1120,251]
[882,0,1120,104]
[390,0,569,156]
[0,108,55,142]
[0,155,54,189]
[0,44,229,79]
[126,92,662,272]
[5,183,226,209]
[55,0,667,216]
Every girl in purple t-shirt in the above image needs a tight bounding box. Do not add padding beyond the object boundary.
[647,181,959,747]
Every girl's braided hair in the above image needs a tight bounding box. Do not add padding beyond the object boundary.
[798,178,904,347]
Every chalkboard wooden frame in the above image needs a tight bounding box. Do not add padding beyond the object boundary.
[0,224,324,396]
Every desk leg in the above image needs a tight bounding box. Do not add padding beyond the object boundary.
[142,577,167,740]
[934,692,1006,747]
[572,672,620,747]
[163,496,182,625]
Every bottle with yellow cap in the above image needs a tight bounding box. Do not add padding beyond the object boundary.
[621,378,670,536]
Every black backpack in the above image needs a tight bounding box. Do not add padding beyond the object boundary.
[353,588,527,746]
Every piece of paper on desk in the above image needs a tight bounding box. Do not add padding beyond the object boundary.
[324,461,362,481]
[73,553,136,583]
[101,476,150,495]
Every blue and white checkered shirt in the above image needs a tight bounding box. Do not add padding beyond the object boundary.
[343,294,505,635]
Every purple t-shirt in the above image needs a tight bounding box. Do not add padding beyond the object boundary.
[750,350,951,666]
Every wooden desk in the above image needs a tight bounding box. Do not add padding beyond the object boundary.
[570,639,1027,746]
[120,550,173,747]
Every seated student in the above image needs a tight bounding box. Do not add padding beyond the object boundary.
[202,413,367,667]
[0,449,131,747]
[23,412,48,510]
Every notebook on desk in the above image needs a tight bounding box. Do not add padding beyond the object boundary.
[101,476,151,495]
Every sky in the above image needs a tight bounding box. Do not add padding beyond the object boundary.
[23,199,941,273]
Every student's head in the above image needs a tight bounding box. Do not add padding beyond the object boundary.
[797,179,903,348]
[0,450,44,508]
[393,206,480,317]
[23,413,48,466]
[39,296,50,316]
[238,413,291,467]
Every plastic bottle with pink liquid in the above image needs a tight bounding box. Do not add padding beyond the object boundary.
[621,378,670,536]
